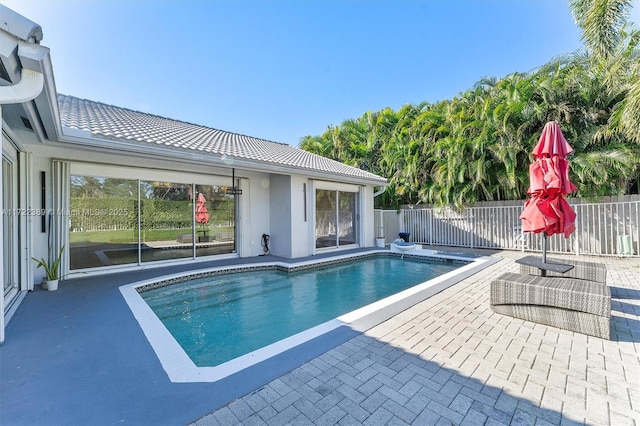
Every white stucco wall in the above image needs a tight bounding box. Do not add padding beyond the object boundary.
[289,175,311,258]
[268,174,313,259]
[361,185,376,247]
[269,174,292,258]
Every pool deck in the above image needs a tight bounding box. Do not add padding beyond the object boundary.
[1,247,638,425]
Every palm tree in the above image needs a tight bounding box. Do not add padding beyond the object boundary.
[568,0,640,191]
[570,0,632,62]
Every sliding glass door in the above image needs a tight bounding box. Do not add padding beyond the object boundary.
[315,189,358,249]
[69,173,236,270]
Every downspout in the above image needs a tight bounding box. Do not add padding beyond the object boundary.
[373,186,386,241]
[373,186,386,198]
[0,67,44,344]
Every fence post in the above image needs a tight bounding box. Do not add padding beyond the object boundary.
[429,209,433,246]
[470,208,475,249]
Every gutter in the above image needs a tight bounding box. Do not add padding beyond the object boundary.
[57,128,389,187]
[0,67,43,104]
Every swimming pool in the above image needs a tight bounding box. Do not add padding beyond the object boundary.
[120,250,497,382]
[140,256,460,367]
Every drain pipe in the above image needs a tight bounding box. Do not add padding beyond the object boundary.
[373,186,386,246]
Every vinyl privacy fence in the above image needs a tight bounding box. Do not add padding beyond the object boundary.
[375,198,639,257]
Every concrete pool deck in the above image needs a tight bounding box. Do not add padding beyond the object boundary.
[1,248,638,425]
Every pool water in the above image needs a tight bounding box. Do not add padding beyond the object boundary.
[141,256,461,367]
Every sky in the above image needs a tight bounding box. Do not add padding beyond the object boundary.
[3,0,640,146]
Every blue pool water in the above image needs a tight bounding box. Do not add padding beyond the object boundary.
[141,256,461,367]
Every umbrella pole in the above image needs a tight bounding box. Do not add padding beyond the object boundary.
[541,234,547,277]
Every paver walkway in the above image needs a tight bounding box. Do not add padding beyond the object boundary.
[193,251,640,425]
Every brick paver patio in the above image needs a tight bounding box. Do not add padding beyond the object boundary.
[192,250,640,425]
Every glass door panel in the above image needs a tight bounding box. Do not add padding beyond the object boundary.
[194,185,235,257]
[315,189,337,248]
[69,176,138,269]
[338,192,357,246]
[140,181,193,262]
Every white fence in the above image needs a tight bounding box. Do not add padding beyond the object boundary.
[375,198,640,257]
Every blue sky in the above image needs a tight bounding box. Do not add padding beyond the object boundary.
[4,1,639,146]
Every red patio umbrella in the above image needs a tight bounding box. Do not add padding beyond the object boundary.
[520,121,577,262]
[195,193,210,224]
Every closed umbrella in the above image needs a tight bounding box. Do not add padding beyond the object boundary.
[520,121,577,265]
[195,193,210,224]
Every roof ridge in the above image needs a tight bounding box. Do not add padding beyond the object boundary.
[57,93,290,147]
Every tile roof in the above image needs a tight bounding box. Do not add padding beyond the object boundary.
[57,94,387,184]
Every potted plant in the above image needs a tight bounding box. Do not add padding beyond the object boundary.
[31,245,64,291]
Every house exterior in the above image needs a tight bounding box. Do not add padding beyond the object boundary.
[0,5,387,342]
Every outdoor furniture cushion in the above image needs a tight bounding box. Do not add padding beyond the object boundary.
[518,257,607,283]
[490,272,611,339]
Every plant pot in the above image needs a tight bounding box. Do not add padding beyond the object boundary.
[376,237,385,248]
[45,279,59,291]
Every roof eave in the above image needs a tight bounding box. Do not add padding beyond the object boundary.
[0,24,60,142]
[58,128,388,187]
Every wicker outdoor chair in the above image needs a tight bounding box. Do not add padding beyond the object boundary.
[490,272,611,339]
[518,257,607,283]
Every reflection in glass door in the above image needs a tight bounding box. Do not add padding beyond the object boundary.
[3,156,18,303]
[139,181,193,262]
[194,184,236,257]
